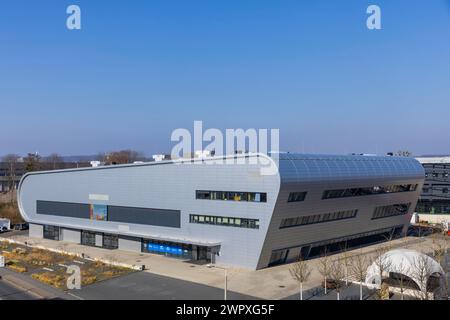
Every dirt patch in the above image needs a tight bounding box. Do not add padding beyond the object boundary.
[0,240,135,289]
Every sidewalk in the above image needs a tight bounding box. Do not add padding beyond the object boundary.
[0,233,432,300]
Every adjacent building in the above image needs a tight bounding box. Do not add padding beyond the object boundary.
[415,156,450,224]
[18,153,424,269]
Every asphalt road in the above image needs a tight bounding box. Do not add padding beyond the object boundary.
[72,271,258,300]
[0,279,36,300]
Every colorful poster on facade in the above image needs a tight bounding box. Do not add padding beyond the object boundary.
[89,204,108,221]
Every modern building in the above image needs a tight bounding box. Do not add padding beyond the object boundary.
[415,156,450,224]
[17,153,424,270]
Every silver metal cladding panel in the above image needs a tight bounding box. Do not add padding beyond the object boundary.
[62,228,81,244]
[18,153,425,270]
[118,236,142,253]
[29,223,43,239]
[255,154,425,268]
[18,155,280,269]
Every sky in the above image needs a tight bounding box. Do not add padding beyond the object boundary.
[1,0,450,157]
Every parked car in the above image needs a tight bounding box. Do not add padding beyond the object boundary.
[13,223,29,230]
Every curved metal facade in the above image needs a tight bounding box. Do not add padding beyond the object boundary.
[18,153,424,270]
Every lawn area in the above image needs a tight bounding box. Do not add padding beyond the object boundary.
[0,240,135,289]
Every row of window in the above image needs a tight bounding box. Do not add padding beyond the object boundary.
[196,190,267,203]
[422,186,449,194]
[189,214,260,229]
[371,203,411,220]
[416,200,450,214]
[287,192,307,202]
[322,184,418,200]
[279,209,358,229]
[426,172,449,179]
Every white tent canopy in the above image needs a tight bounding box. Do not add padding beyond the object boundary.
[365,249,444,292]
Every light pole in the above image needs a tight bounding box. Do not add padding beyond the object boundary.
[213,265,228,300]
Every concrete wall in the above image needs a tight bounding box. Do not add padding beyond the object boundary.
[61,228,81,244]
[95,234,103,247]
[118,235,141,252]
[417,213,450,225]
[29,223,43,239]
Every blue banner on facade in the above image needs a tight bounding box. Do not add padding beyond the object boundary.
[147,243,183,255]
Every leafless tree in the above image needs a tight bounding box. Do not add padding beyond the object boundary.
[2,154,20,201]
[45,153,63,170]
[104,150,145,165]
[350,250,371,300]
[318,249,332,295]
[340,243,352,286]
[329,259,345,300]
[431,236,449,299]
[411,253,435,300]
[24,152,41,172]
[395,258,410,300]
[289,257,312,300]
[372,245,392,290]
[395,150,412,157]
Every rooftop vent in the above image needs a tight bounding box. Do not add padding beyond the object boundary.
[152,154,165,162]
[194,150,211,159]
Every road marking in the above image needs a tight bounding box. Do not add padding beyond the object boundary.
[67,291,84,300]
[43,267,54,272]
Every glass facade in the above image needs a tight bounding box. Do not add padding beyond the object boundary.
[196,190,267,202]
[43,225,60,240]
[280,209,358,229]
[287,192,307,202]
[322,184,418,200]
[416,200,450,214]
[81,230,97,246]
[102,233,119,249]
[372,203,411,220]
[190,214,260,229]
[142,239,192,259]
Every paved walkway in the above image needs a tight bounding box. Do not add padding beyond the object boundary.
[0,234,439,300]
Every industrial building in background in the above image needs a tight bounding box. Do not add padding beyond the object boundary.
[415,156,450,225]
[17,153,424,270]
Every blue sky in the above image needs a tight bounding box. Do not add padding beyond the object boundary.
[1,0,450,156]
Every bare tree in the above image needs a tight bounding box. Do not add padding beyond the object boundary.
[411,253,435,300]
[395,150,412,157]
[431,236,449,299]
[2,154,20,201]
[340,243,352,286]
[329,259,345,300]
[104,150,145,165]
[24,152,41,172]
[318,250,332,295]
[372,245,393,291]
[289,257,312,300]
[395,258,410,300]
[45,153,63,170]
[351,251,371,300]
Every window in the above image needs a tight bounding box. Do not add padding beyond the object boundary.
[190,214,259,229]
[371,203,411,220]
[279,209,358,229]
[287,192,307,202]
[102,233,118,249]
[322,184,417,200]
[443,188,448,194]
[43,225,60,241]
[196,190,267,203]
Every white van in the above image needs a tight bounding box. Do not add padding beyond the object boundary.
[0,218,11,233]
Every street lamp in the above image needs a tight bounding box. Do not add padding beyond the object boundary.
[211,265,228,300]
